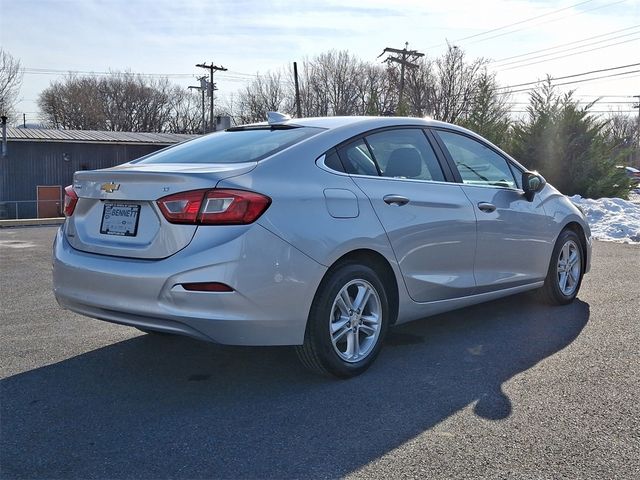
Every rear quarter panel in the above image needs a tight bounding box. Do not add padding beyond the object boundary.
[217,145,397,268]
[215,135,415,322]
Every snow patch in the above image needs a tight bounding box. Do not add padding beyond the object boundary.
[569,194,640,244]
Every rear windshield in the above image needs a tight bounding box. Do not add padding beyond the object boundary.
[135,126,323,164]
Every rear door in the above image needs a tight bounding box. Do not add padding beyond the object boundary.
[432,128,553,291]
[341,128,477,302]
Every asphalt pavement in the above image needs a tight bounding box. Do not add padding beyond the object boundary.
[0,226,638,479]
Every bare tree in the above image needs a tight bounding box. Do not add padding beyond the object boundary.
[166,87,202,133]
[38,72,202,132]
[233,47,498,123]
[0,49,24,121]
[296,51,366,117]
[403,58,436,117]
[604,113,640,167]
[236,71,291,124]
[38,75,103,130]
[352,63,396,116]
[432,45,487,123]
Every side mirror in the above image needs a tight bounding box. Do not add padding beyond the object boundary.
[522,171,546,201]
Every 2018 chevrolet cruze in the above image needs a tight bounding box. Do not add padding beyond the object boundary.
[53,114,591,377]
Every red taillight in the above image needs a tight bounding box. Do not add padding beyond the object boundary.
[63,185,78,217]
[199,189,271,225]
[156,189,206,224]
[157,189,271,225]
[181,282,234,292]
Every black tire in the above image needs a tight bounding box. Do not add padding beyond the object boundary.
[296,263,390,378]
[537,229,584,305]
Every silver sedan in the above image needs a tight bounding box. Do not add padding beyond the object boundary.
[53,115,591,377]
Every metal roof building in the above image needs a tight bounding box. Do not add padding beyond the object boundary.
[6,127,195,145]
[0,127,197,219]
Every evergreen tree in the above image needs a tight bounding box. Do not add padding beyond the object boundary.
[510,80,630,199]
[459,71,510,147]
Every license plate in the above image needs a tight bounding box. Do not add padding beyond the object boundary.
[100,203,141,237]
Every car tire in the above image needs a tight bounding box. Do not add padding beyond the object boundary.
[296,263,390,378]
[537,229,584,305]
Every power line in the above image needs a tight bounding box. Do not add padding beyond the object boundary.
[510,101,635,104]
[575,94,638,98]
[458,0,626,48]
[506,69,640,94]
[494,33,640,69]
[496,36,640,72]
[425,0,596,49]
[497,62,640,90]
[20,67,260,83]
[508,110,637,113]
[490,27,640,67]
[457,0,595,42]
[555,71,640,87]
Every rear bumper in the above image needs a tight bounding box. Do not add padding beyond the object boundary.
[53,224,326,346]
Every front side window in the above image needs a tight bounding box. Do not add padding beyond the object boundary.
[436,130,517,188]
[136,126,322,164]
[365,129,445,181]
[508,162,523,189]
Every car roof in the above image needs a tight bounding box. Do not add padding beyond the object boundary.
[249,115,465,132]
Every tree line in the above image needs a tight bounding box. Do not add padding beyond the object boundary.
[37,72,202,133]
[1,47,638,198]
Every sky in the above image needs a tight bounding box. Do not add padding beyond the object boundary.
[1,0,639,125]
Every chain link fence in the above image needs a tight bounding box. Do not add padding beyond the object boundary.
[0,200,62,220]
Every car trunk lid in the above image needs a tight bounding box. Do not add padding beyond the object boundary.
[65,162,256,259]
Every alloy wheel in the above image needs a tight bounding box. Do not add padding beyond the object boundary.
[329,279,382,363]
[557,239,581,296]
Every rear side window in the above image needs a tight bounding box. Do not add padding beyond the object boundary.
[339,139,380,176]
[436,130,517,188]
[324,149,345,172]
[365,129,445,181]
[135,127,322,164]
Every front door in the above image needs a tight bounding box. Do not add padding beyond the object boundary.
[433,129,554,291]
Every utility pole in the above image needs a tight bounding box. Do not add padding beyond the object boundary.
[378,42,424,113]
[196,62,228,132]
[188,76,208,135]
[1,116,7,158]
[293,62,302,118]
[634,95,640,164]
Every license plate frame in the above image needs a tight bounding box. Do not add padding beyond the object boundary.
[100,203,141,237]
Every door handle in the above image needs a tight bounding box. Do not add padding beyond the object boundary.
[383,194,410,206]
[477,202,496,213]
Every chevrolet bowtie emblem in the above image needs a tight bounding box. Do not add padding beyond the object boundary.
[100,182,120,193]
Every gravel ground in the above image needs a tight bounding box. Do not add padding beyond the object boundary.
[1,226,638,479]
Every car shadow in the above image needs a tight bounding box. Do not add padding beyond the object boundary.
[1,293,589,479]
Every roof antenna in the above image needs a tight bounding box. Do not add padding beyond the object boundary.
[267,112,291,125]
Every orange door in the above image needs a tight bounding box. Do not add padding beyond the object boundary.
[37,185,62,218]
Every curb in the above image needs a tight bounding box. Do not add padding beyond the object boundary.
[0,218,65,228]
